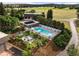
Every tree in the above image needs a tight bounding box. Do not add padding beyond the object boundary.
[52,20,65,30]
[54,35,66,48]
[75,20,79,27]
[29,9,35,13]
[42,12,45,17]
[35,16,46,25]
[23,31,32,36]
[10,8,17,17]
[10,9,25,20]
[0,16,19,33]
[0,2,5,15]
[35,16,53,26]
[15,9,25,20]
[60,23,65,30]
[47,9,53,19]
[46,18,53,27]
[67,44,77,56]
[76,8,79,19]
[54,29,71,49]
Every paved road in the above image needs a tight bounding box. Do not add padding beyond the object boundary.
[57,20,79,56]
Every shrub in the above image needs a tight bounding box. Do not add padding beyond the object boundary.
[23,31,30,36]
[54,29,71,49]
[0,16,19,33]
[22,50,32,56]
[42,12,45,17]
[35,16,46,25]
[29,9,36,13]
[67,44,77,56]
[10,8,17,17]
[54,35,66,48]
[75,20,79,27]
[15,9,25,20]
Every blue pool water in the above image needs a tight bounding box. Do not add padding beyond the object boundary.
[32,27,53,37]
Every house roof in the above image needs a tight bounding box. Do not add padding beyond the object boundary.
[0,32,9,44]
[0,32,8,39]
[24,13,43,17]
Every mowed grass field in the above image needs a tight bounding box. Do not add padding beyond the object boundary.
[14,7,77,20]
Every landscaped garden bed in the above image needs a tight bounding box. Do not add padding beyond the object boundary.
[9,30,48,56]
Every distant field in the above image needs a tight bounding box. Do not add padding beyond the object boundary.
[23,7,77,20]
[6,7,77,20]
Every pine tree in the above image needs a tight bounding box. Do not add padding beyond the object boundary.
[0,2,5,15]
[47,9,53,19]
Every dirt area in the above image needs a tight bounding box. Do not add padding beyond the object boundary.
[0,50,13,56]
[32,41,62,56]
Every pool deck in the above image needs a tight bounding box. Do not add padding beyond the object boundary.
[30,24,61,40]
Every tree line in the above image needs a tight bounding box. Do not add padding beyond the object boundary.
[3,3,79,9]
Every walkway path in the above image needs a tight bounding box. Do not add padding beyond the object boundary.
[57,19,79,56]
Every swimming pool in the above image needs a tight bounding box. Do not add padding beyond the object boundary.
[32,27,55,38]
